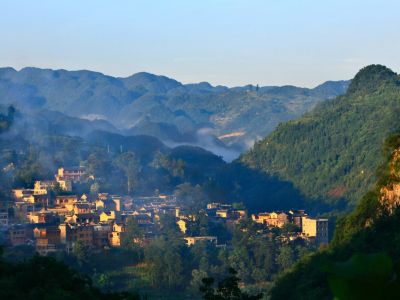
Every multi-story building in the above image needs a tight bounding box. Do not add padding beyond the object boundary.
[252,212,270,224]
[109,223,126,247]
[34,180,57,195]
[33,226,61,255]
[56,166,86,183]
[7,224,32,246]
[302,217,329,245]
[55,195,78,208]
[22,194,50,207]
[252,211,288,228]
[27,210,58,224]
[59,223,94,252]
[55,178,72,192]
[93,223,111,248]
[73,202,92,214]
[67,213,99,224]
[12,188,34,200]
[95,195,121,212]
[288,210,307,227]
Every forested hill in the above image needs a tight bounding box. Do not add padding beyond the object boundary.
[240,65,400,207]
[269,132,400,299]
[0,67,348,152]
[0,105,307,212]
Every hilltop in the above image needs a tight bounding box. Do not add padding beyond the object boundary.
[241,65,400,207]
[0,67,348,154]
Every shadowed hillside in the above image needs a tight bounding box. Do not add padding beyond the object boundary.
[241,65,400,208]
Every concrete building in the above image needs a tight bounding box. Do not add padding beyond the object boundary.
[59,223,94,252]
[34,226,61,255]
[302,217,329,245]
[55,195,77,208]
[109,223,126,247]
[56,166,86,183]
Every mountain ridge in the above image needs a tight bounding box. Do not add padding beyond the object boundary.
[0,66,349,154]
[240,64,400,207]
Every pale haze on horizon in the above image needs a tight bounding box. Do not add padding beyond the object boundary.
[0,0,399,87]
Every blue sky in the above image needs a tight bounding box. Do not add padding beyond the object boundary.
[0,0,399,87]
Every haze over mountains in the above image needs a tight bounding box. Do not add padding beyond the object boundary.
[2,64,398,211]
[0,67,349,160]
[3,64,400,298]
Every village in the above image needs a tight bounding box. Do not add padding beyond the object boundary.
[0,166,329,255]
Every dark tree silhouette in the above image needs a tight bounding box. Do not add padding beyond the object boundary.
[200,268,263,300]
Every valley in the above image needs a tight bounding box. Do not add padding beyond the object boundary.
[1,64,400,299]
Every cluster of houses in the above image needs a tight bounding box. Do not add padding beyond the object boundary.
[251,210,329,245]
[0,166,329,255]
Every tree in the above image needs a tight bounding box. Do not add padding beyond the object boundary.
[0,252,140,300]
[151,151,185,179]
[280,223,300,235]
[187,211,210,236]
[200,268,263,300]
[113,152,140,194]
[228,246,252,282]
[252,238,276,281]
[90,182,100,195]
[122,217,144,252]
[174,183,208,214]
[164,248,185,288]
[93,272,114,292]
[276,245,295,272]
[191,269,208,289]
[144,236,189,289]
[73,240,92,267]
[86,149,111,179]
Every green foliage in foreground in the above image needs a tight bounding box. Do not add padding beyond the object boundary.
[269,209,400,299]
[324,253,400,300]
[200,268,263,300]
[241,65,400,207]
[0,249,140,300]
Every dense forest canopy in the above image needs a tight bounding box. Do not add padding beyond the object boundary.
[241,65,400,208]
[269,131,400,299]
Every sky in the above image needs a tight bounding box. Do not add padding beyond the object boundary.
[0,0,399,87]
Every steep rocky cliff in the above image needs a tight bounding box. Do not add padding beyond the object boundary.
[380,149,400,213]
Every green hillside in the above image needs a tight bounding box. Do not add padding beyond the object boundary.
[269,132,400,300]
[241,65,400,207]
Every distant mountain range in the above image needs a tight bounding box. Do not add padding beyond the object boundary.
[2,64,398,214]
[0,67,349,159]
